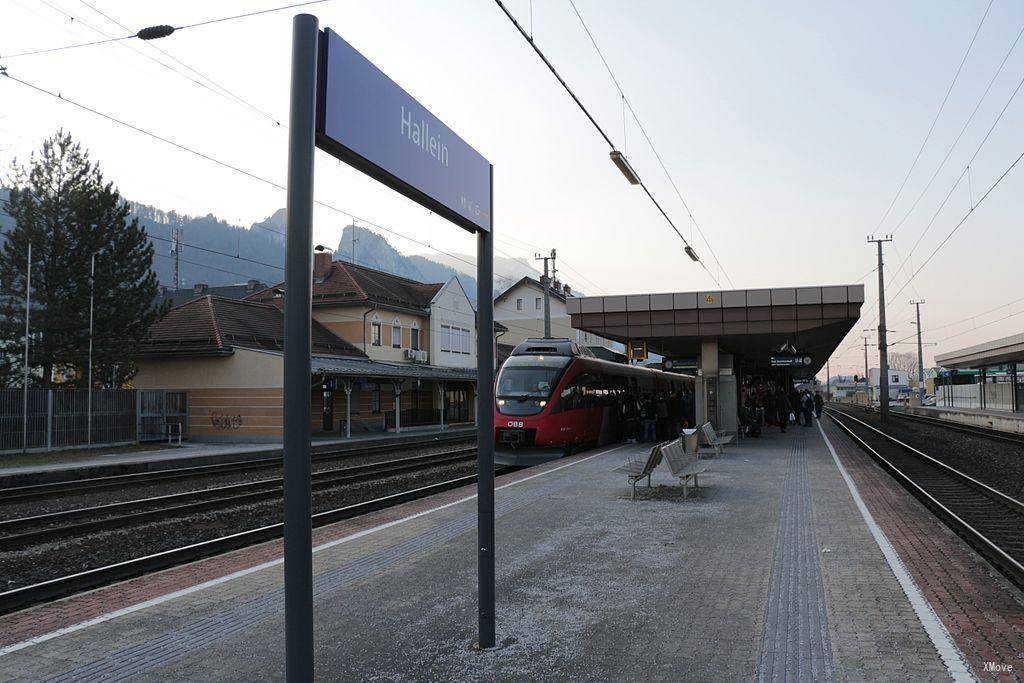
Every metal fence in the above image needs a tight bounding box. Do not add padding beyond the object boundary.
[0,388,188,452]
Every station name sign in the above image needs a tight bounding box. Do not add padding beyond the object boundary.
[770,355,813,368]
[315,29,492,233]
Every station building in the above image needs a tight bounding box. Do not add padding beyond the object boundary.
[567,284,865,434]
[134,253,485,441]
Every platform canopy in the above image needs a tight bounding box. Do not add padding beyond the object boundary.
[567,284,864,377]
[935,332,1024,369]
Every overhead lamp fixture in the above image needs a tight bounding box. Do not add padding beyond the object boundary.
[314,244,334,253]
[684,245,700,262]
[609,150,641,185]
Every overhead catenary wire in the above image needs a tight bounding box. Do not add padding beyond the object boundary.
[492,0,721,287]
[566,0,734,288]
[870,0,994,235]
[0,0,331,59]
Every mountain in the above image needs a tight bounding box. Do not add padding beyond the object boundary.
[1,188,533,302]
[418,252,540,293]
[334,224,480,300]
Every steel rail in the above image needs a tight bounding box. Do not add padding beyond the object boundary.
[0,467,511,616]
[825,407,1024,588]
[0,433,474,502]
[0,448,476,549]
[889,409,1024,445]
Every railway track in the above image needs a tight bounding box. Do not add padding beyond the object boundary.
[0,433,474,503]
[0,458,509,616]
[825,407,1024,588]
[889,409,1024,445]
[0,448,475,550]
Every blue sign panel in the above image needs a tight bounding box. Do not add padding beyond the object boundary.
[770,355,813,368]
[316,29,491,233]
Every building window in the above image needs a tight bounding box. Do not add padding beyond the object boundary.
[535,297,542,310]
[371,384,381,413]
[411,327,420,350]
[516,298,523,311]
[441,324,451,352]
[371,321,381,346]
[392,319,402,348]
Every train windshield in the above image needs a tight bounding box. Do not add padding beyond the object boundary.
[495,355,571,416]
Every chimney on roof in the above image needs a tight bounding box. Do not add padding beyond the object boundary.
[247,279,261,292]
[563,283,571,297]
[193,283,208,295]
[313,251,332,277]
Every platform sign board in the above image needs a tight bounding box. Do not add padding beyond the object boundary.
[627,339,648,361]
[770,355,813,368]
[315,28,492,233]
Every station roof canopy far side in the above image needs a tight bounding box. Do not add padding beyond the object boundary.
[934,332,1024,370]
[567,285,864,377]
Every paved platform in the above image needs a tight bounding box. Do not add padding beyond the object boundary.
[0,426,475,486]
[1,421,1021,681]
[905,404,1024,436]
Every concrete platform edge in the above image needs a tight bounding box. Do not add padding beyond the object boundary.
[815,421,974,681]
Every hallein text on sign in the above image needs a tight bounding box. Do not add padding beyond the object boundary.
[401,106,449,167]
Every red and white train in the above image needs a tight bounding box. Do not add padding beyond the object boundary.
[494,338,695,466]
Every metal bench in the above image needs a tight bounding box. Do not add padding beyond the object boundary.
[698,421,733,458]
[660,437,709,498]
[613,443,664,499]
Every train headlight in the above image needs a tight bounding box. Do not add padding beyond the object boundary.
[497,399,505,406]
[539,400,546,407]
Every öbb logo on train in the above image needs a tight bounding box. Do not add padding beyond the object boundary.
[507,420,524,428]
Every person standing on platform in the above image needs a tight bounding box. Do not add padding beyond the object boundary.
[655,395,669,440]
[813,391,824,419]
[776,388,791,433]
[641,396,658,443]
[789,387,803,426]
[801,391,814,427]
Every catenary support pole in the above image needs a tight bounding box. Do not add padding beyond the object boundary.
[283,13,318,683]
[869,235,893,421]
[22,242,31,452]
[88,252,95,446]
[911,299,926,405]
[476,167,496,649]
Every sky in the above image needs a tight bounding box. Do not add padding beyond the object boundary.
[2,0,1023,378]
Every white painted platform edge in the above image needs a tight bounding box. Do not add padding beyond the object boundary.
[0,443,627,658]
[817,421,976,682]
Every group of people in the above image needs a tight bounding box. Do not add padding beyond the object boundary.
[740,384,824,436]
[621,391,695,443]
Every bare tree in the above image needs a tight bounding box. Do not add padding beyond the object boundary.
[888,351,918,374]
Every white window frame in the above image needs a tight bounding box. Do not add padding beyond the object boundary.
[392,318,402,349]
[441,324,451,352]
[410,323,420,351]
[535,297,542,310]
[516,298,523,311]
[370,314,382,347]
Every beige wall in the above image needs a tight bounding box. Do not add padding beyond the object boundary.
[189,387,283,440]
[313,304,429,363]
[134,348,283,389]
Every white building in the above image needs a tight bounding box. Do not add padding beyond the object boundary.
[868,368,909,401]
[493,276,613,350]
[428,277,477,369]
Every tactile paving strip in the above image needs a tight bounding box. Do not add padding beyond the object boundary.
[757,431,835,682]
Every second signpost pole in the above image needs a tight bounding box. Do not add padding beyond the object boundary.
[476,167,496,649]
[284,13,318,683]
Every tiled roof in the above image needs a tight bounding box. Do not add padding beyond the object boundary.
[137,296,366,358]
[247,260,444,311]
[311,355,476,381]
[494,276,568,303]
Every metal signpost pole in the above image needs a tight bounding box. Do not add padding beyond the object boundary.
[476,167,496,649]
[22,243,31,452]
[283,13,318,682]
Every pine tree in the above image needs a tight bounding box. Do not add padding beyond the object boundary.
[0,131,159,388]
